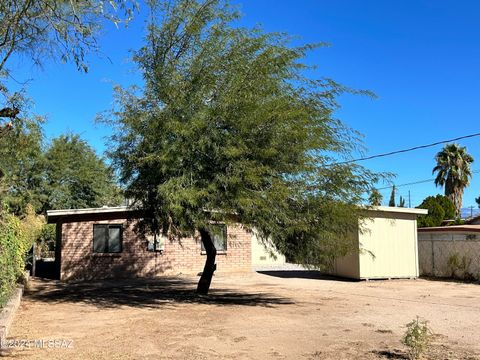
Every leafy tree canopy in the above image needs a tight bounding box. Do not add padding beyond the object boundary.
[0,113,45,214]
[42,134,123,212]
[1,131,122,214]
[106,0,380,293]
[417,195,456,227]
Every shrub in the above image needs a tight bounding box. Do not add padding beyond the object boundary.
[417,195,456,227]
[36,223,56,258]
[401,316,432,360]
[0,205,43,307]
[447,253,472,279]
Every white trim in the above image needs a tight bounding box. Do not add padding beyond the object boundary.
[46,204,428,222]
[47,206,132,220]
[368,206,428,215]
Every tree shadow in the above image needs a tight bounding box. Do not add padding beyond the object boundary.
[371,350,408,359]
[257,270,358,282]
[26,277,294,309]
[419,275,479,285]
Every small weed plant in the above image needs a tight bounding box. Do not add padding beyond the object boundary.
[401,316,432,360]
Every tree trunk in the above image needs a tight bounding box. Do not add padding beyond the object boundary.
[196,228,217,295]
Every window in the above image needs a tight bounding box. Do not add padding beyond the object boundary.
[147,233,166,252]
[93,224,122,253]
[201,224,227,252]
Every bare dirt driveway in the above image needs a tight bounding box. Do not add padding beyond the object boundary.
[2,271,480,360]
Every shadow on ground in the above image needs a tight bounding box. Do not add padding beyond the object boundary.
[257,270,357,282]
[420,275,479,285]
[26,277,294,309]
[371,350,408,359]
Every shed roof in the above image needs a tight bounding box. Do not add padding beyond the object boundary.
[368,206,428,215]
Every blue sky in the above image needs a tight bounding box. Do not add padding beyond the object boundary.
[9,0,480,210]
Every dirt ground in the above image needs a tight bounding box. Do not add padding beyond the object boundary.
[2,271,480,360]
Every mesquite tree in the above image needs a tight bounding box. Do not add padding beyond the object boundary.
[107,0,379,294]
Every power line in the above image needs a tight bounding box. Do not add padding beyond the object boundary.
[329,131,480,166]
[375,170,480,191]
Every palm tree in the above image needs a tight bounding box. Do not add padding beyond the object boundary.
[368,189,383,206]
[433,143,474,217]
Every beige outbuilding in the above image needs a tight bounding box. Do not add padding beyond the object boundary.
[251,231,286,267]
[331,206,428,280]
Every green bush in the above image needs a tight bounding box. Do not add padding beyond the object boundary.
[417,195,456,227]
[36,223,56,258]
[0,205,43,307]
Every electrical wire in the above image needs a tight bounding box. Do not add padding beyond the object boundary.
[328,132,480,166]
[375,170,480,191]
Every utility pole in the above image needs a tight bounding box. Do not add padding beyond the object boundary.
[408,190,411,208]
[471,205,474,219]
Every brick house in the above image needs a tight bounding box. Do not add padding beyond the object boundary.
[47,206,263,281]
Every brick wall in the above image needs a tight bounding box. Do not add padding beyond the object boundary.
[58,213,252,281]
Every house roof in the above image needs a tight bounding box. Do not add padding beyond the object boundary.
[46,204,427,224]
[47,206,135,223]
[418,225,480,233]
[465,214,480,224]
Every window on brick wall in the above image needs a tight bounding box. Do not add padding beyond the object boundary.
[147,233,166,252]
[93,224,123,253]
[201,224,227,252]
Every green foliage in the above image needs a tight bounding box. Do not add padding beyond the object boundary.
[399,195,406,208]
[0,1,137,150]
[433,143,474,216]
[0,114,46,214]
[106,0,380,269]
[1,130,122,214]
[42,134,123,211]
[417,195,456,227]
[476,196,480,208]
[0,204,43,307]
[36,223,56,258]
[388,185,396,207]
[0,0,136,75]
[401,317,432,360]
[368,189,383,206]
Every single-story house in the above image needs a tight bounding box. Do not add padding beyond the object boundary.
[465,215,480,225]
[330,206,428,280]
[47,206,285,281]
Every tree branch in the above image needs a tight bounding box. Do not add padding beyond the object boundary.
[0,107,19,118]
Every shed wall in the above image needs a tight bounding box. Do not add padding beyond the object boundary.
[358,212,418,279]
[332,210,419,280]
[251,232,286,267]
